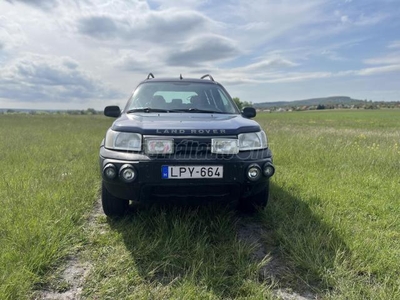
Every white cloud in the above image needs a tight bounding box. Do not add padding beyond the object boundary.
[0,54,121,103]
[388,40,400,49]
[5,0,60,10]
[357,64,400,76]
[227,0,327,48]
[212,70,334,86]
[166,34,240,67]
[234,58,298,73]
[113,34,240,71]
[354,13,388,26]
[364,53,400,65]
[0,16,26,52]
[150,0,209,9]
[114,49,165,72]
[341,15,350,24]
[209,59,400,86]
[265,72,333,83]
[320,50,346,61]
[76,8,217,45]
[295,8,390,43]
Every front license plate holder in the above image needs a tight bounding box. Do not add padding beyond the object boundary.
[161,165,223,179]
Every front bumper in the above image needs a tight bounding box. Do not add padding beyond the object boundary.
[100,146,274,202]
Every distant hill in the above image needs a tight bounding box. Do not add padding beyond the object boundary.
[254,96,365,109]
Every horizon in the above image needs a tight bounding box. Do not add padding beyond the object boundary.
[2,95,399,112]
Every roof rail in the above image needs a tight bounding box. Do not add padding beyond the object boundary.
[200,74,214,81]
[147,73,155,79]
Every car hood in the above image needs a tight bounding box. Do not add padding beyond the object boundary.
[111,113,261,135]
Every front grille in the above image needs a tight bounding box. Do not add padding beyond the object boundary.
[174,138,211,155]
[144,135,237,156]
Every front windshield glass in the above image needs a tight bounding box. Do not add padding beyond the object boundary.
[124,81,239,114]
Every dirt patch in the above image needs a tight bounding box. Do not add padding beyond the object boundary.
[274,289,316,300]
[36,257,89,300]
[236,215,316,300]
[236,215,288,281]
[33,199,103,300]
[87,197,104,226]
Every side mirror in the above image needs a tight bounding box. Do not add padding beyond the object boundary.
[104,106,121,118]
[242,107,256,118]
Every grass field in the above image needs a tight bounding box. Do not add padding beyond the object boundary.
[0,115,111,299]
[0,110,399,299]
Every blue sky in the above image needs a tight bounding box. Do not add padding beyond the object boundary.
[1,0,399,110]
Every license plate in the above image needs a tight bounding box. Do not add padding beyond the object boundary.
[162,165,223,179]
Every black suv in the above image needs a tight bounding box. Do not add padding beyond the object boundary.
[100,74,274,216]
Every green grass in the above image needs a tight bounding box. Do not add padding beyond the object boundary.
[0,115,112,299]
[82,207,273,299]
[258,109,400,299]
[1,110,399,299]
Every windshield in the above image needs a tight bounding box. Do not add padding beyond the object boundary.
[124,81,239,114]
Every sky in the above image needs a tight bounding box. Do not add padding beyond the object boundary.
[0,0,400,110]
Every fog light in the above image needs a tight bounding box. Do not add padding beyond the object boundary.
[103,164,117,179]
[263,163,275,177]
[119,164,137,183]
[246,164,261,181]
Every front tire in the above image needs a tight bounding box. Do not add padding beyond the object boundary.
[238,181,269,213]
[101,183,129,217]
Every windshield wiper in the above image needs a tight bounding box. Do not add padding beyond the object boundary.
[168,108,225,114]
[126,107,169,113]
[127,108,226,114]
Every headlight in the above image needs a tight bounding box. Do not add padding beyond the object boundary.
[145,139,174,154]
[211,138,239,154]
[238,131,267,151]
[105,130,142,151]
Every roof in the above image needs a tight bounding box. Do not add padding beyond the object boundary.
[139,73,219,85]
